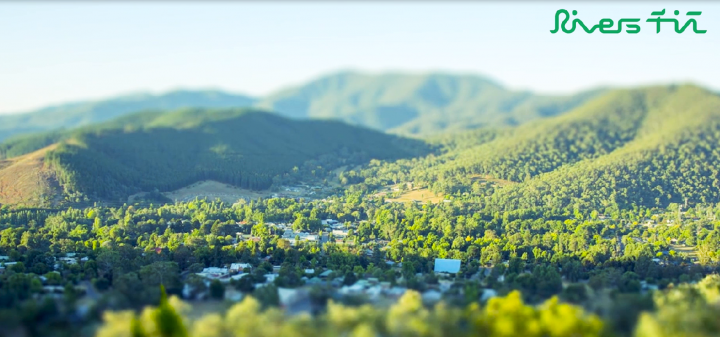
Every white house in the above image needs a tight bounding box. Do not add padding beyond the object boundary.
[196,267,229,280]
[230,263,252,272]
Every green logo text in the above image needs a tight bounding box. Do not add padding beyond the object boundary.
[551,9,707,34]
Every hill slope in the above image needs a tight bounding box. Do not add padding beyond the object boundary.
[0,108,426,206]
[0,145,62,207]
[256,71,603,136]
[374,85,720,213]
[0,90,256,143]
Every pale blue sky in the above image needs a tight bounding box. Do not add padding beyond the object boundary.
[1,2,718,114]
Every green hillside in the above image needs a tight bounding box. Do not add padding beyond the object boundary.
[0,90,256,142]
[0,108,426,205]
[486,85,720,213]
[256,71,603,136]
[351,85,720,213]
[46,108,425,201]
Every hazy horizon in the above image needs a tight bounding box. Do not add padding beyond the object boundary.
[2,2,718,114]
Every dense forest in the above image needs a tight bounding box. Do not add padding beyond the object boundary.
[341,85,720,213]
[48,109,425,200]
[0,108,426,205]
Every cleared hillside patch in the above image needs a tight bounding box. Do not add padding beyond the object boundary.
[0,144,60,207]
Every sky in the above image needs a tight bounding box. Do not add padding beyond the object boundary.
[1,1,719,114]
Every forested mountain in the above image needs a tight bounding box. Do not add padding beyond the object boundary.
[348,85,720,214]
[256,71,603,136]
[0,108,425,206]
[487,85,720,213]
[0,90,256,142]
[0,72,603,143]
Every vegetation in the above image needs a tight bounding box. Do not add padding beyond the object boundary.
[257,71,603,136]
[95,289,604,337]
[0,108,426,205]
[1,81,720,337]
[341,85,720,213]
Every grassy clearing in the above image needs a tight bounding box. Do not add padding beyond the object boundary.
[385,187,444,204]
[0,144,60,206]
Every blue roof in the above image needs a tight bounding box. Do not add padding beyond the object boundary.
[434,258,461,273]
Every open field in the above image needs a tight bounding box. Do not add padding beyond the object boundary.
[384,186,444,204]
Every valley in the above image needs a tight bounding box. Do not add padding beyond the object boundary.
[0,80,719,337]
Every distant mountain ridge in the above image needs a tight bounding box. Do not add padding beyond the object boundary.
[0,71,605,143]
[256,71,605,136]
[0,90,257,142]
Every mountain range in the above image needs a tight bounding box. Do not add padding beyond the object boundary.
[0,71,603,142]
[2,71,719,212]
[0,90,256,143]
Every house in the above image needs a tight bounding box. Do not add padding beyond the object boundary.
[230,263,252,273]
[59,257,78,265]
[201,267,228,275]
[196,267,229,280]
[319,270,333,279]
[433,258,461,274]
[0,256,9,261]
[227,273,249,282]
[332,229,349,237]
[304,269,315,275]
[306,277,323,285]
[264,274,278,283]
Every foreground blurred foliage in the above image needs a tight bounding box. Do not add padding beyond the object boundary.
[96,289,603,337]
[635,275,720,337]
[96,275,720,337]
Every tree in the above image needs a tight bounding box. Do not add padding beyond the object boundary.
[140,262,181,291]
[343,271,358,286]
[209,280,225,300]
